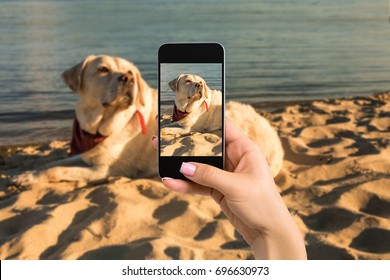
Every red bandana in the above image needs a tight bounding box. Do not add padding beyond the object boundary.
[135,110,147,135]
[69,110,147,156]
[69,118,107,156]
[172,101,209,122]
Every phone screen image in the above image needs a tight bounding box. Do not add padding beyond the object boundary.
[158,43,224,179]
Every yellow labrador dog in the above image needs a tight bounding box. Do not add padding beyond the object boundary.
[162,73,283,177]
[161,74,222,135]
[13,58,283,185]
[14,55,157,184]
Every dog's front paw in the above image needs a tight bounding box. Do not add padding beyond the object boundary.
[10,171,40,188]
[10,168,63,188]
[45,167,64,182]
[160,127,170,135]
[161,126,189,136]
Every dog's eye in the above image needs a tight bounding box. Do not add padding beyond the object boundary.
[98,67,109,73]
[185,80,191,84]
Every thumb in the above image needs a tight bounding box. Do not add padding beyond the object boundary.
[180,162,238,196]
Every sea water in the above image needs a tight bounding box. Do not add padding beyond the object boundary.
[0,0,388,144]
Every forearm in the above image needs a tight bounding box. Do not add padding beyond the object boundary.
[251,220,307,260]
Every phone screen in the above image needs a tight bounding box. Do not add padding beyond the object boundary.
[158,43,225,179]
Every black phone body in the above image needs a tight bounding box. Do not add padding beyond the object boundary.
[158,43,225,180]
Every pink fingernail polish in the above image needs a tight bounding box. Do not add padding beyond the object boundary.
[161,177,172,182]
[180,162,196,176]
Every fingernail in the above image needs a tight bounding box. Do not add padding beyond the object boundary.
[161,177,173,182]
[180,162,196,176]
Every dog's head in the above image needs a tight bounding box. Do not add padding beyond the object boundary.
[62,55,145,111]
[168,74,209,114]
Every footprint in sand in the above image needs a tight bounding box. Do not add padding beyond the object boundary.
[171,137,195,156]
[194,221,218,241]
[137,184,169,200]
[164,246,181,259]
[0,210,50,247]
[78,237,157,260]
[152,197,188,224]
[302,208,359,232]
[211,143,222,155]
[204,134,220,144]
[220,230,249,250]
[37,190,72,205]
[220,240,249,250]
[214,211,227,220]
[350,228,390,254]
[348,140,380,156]
[360,194,390,219]
[325,116,350,125]
[305,234,355,260]
[313,185,356,205]
[306,137,342,148]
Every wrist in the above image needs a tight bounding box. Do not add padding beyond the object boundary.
[251,218,307,260]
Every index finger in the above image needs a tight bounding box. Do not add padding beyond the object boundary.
[225,117,244,143]
[225,117,256,148]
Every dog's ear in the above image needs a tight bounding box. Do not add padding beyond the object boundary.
[135,68,146,107]
[168,74,184,92]
[62,55,96,93]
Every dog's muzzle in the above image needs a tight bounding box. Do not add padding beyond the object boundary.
[189,82,203,100]
[116,73,135,108]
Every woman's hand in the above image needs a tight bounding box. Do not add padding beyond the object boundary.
[152,118,306,259]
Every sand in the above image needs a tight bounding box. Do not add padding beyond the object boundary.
[160,115,222,157]
[0,92,389,260]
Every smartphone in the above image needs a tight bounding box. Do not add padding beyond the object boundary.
[158,43,225,180]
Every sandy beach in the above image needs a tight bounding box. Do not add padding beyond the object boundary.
[0,92,389,260]
[160,115,222,157]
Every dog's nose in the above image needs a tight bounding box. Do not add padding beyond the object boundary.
[119,73,134,83]
[195,82,202,88]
